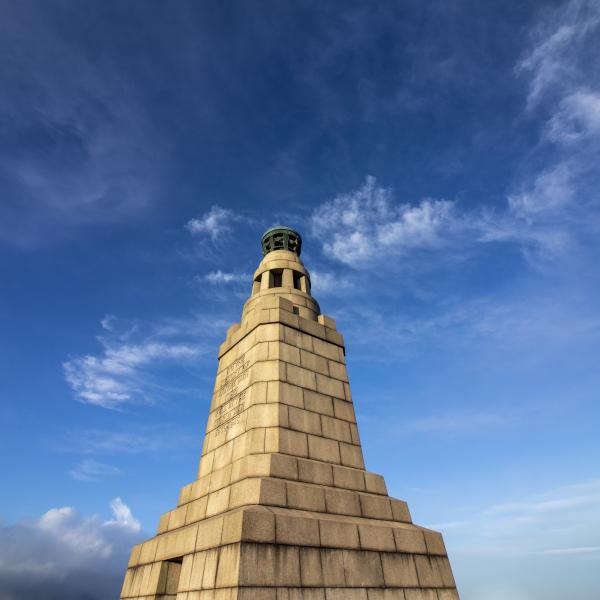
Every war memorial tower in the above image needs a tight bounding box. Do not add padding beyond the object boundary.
[120,227,459,600]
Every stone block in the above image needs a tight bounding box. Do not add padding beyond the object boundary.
[343,382,352,401]
[432,556,456,587]
[298,317,324,339]
[196,516,224,551]
[259,478,287,506]
[179,483,193,505]
[436,590,460,600]
[249,380,268,405]
[286,481,326,512]
[215,544,241,588]
[186,497,208,525]
[286,364,317,390]
[298,458,334,486]
[156,524,198,560]
[289,406,322,435]
[238,589,277,600]
[391,499,412,523]
[270,453,298,480]
[317,314,337,329]
[256,323,283,344]
[319,519,359,549]
[333,465,365,491]
[239,544,301,587]
[343,549,385,587]
[299,547,324,586]
[120,568,135,597]
[201,548,219,589]
[229,479,261,511]
[158,513,171,534]
[209,464,233,493]
[278,429,309,458]
[325,590,367,600]
[364,473,387,495]
[312,337,340,361]
[404,591,437,600]
[127,544,142,568]
[315,373,345,399]
[245,427,267,456]
[327,360,348,382]
[198,452,214,479]
[271,381,304,407]
[308,434,341,464]
[321,415,352,442]
[304,390,334,416]
[206,487,231,518]
[360,494,393,520]
[283,325,313,352]
[300,350,329,375]
[268,341,301,365]
[333,398,355,422]
[169,505,188,530]
[340,443,365,469]
[212,441,234,471]
[381,553,419,587]
[424,530,447,555]
[139,538,158,564]
[278,588,326,600]
[246,403,282,429]
[367,591,406,600]
[358,524,396,551]
[179,553,194,591]
[350,424,361,444]
[188,551,207,590]
[246,454,271,478]
[324,488,361,516]
[252,360,285,383]
[414,555,444,588]
[275,512,320,546]
[325,329,344,347]
[393,527,427,554]
[320,548,346,586]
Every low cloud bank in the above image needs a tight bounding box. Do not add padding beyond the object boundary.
[0,498,143,600]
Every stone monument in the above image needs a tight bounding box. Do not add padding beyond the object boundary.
[120,226,460,600]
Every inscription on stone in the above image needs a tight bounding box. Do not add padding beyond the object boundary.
[214,355,250,436]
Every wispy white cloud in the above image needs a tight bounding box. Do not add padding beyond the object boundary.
[545,90,600,144]
[185,205,241,241]
[68,459,120,482]
[203,270,250,284]
[63,426,196,455]
[437,480,600,560]
[310,173,585,270]
[486,480,600,516]
[0,499,143,599]
[64,341,201,409]
[516,0,600,109]
[401,412,512,434]
[538,546,600,556]
[103,497,141,532]
[309,269,355,295]
[63,315,211,409]
[312,176,459,267]
[0,7,164,249]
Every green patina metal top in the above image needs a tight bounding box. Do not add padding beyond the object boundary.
[261,226,302,256]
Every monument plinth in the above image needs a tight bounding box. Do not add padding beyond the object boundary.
[120,226,459,600]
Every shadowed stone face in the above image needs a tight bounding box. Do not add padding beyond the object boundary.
[119,227,460,600]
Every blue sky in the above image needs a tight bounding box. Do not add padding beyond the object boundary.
[1,1,600,598]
